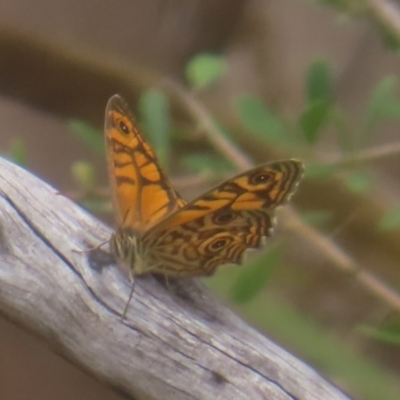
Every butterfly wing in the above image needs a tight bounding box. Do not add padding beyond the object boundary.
[105,95,186,232]
[140,160,304,276]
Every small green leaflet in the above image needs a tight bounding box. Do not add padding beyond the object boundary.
[186,53,227,89]
[8,139,27,166]
[71,161,96,192]
[379,206,400,231]
[230,245,282,304]
[305,59,332,104]
[235,94,285,143]
[138,89,171,168]
[69,120,104,155]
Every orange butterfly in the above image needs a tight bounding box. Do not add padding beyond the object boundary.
[104,95,303,316]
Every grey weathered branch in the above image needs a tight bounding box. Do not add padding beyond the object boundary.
[0,157,349,400]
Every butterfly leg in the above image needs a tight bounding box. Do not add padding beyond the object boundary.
[163,274,172,292]
[73,238,109,254]
[121,269,135,321]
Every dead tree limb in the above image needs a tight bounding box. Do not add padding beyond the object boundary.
[0,157,350,400]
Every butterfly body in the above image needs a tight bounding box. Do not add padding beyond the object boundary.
[104,95,304,288]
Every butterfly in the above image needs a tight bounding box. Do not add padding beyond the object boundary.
[104,94,303,316]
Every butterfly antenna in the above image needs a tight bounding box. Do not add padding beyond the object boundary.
[122,208,130,226]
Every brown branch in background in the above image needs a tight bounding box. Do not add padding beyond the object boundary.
[327,141,400,168]
[0,27,160,123]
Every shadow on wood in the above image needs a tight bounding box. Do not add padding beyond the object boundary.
[0,157,350,400]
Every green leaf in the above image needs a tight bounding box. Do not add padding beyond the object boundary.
[304,163,335,179]
[344,172,373,194]
[306,59,332,104]
[330,107,353,152]
[301,210,333,228]
[230,245,282,304]
[79,198,111,214]
[379,23,400,51]
[234,94,285,143]
[357,325,400,346]
[364,76,400,134]
[299,100,331,143]
[313,0,349,12]
[138,89,171,167]
[379,206,400,231]
[186,53,227,89]
[182,153,233,174]
[8,139,27,166]
[69,120,104,155]
[71,161,96,191]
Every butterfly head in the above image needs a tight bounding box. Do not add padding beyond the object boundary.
[111,229,150,276]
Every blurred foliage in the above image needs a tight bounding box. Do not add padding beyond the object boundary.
[309,0,400,51]
[363,77,400,143]
[69,119,104,155]
[379,206,400,231]
[304,162,336,179]
[344,171,373,194]
[71,161,96,192]
[182,152,233,175]
[6,138,27,166]
[301,210,334,228]
[185,53,227,89]
[138,88,172,168]
[306,59,333,103]
[307,0,367,15]
[358,325,400,347]
[234,94,288,144]
[230,244,283,304]
[300,59,333,143]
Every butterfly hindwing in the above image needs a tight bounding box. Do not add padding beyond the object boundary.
[141,160,304,276]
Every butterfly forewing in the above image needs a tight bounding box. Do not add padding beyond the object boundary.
[104,95,186,231]
[144,160,303,232]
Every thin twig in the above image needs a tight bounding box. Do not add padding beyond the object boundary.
[164,79,253,170]
[171,171,215,189]
[283,208,400,310]
[326,141,400,168]
[367,0,400,41]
